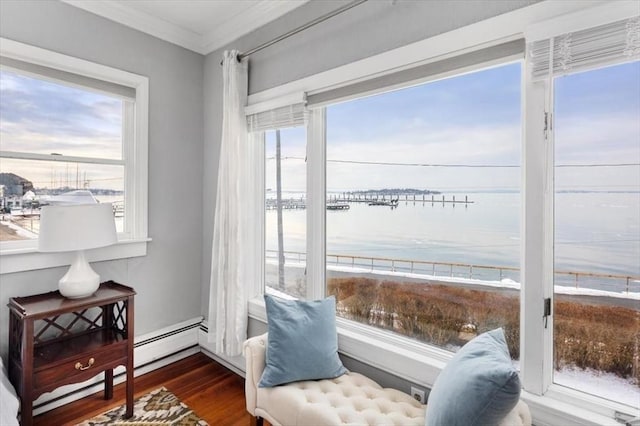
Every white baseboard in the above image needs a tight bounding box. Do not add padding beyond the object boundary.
[32,316,203,416]
[197,320,246,378]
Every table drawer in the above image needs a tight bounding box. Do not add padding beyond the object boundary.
[34,344,127,391]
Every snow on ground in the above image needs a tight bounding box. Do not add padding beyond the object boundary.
[555,366,639,408]
[325,264,640,300]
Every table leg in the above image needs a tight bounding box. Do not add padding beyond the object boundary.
[20,398,33,426]
[125,297,134,418]
[21,319,34,426]
[104,368,114,400]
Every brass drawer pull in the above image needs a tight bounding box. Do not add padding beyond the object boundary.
[75,357,95,371]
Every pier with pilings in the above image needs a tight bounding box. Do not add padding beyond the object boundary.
[327,192,474,206]
[266,193,474,210]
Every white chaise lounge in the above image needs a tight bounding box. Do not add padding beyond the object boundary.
[244,333,532,426]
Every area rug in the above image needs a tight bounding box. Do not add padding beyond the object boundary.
[76,387,208,425]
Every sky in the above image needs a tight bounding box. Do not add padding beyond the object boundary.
[266,60,640,193]
[0,69,124,191]
[1,59,639,194]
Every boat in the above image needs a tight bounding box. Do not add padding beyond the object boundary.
[367,198,399,207]
[39,190,98,206]
[327,203,350,210]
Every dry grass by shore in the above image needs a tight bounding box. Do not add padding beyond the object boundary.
[554,300,639,381]
[0,222,23,241]
[328,277,639,384]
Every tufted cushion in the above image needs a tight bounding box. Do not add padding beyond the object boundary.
[258,371,425,426]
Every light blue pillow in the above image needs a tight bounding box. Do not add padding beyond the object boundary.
[259,294,347,387]
[425,328,521,426]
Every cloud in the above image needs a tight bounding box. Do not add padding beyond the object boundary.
[555,113,640,163]
[0,70,123,158]
[324,122,521,191]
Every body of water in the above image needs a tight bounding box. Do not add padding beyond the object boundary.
[266,192,640,291]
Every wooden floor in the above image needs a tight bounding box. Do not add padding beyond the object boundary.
[34,352,253,426]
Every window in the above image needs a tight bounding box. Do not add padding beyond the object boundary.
[324,62,521,358]
[0,38,148,272]
[553,61,639,405]
[248,101,307,299]
[526,15,640,406]
[0,69,128,238]
[248,4,640,422]
[264,126,307,298]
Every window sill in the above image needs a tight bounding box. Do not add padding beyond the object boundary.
[247,296,637,426]
[0,238,151,274]
[520,388,632,426]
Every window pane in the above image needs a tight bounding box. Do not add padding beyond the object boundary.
[0,69,123,160]
[264,127,307,298]
[325,63,521,358]
[0,158,125,240]
[553,61,640,405]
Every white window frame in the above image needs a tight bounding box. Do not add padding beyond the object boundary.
[248,1,640,425]
[0,38,149,273]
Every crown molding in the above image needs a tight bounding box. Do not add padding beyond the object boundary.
[201,1,310,55]
[61,0,309,56]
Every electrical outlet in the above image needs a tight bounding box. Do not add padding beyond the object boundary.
[410,386,426,404]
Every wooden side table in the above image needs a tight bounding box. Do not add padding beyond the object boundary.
[7,281,135,426]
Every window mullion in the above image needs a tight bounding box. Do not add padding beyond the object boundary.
[130,87,149,241]
[306,108,326,300]
[251,131,266,299]
[0,151,124,166]
[521,73,554,395]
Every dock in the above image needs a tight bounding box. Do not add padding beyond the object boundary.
[266,193,474,211]
[329,193,474,206]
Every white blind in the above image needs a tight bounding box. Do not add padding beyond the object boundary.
[308,39,524,108]
[247,103,306,132]
[528,16,640,81]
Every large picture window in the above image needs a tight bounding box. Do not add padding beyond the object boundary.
[325,62,522,358]
[249,6,640,422]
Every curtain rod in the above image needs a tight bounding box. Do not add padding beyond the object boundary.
[221,0,368,65]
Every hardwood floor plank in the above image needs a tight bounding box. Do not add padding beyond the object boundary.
[33,352,253,426]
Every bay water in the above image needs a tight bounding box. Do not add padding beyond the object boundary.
[266,192,640,292]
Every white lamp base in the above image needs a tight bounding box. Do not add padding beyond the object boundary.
[59,250,100,299]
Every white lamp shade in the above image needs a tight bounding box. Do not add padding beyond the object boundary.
[38,203,117,252]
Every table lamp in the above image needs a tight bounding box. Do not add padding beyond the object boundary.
[38,203,117,299]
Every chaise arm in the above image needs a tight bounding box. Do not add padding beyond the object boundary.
[243,333,268,416]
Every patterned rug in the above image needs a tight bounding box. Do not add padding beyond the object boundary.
[76,387,208,425]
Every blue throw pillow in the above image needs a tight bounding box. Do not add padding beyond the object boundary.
[259,294,347,387]
[425,328,521,426]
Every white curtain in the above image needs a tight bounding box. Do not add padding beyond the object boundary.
[208,50,256,356]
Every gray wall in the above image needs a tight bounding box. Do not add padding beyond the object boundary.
[0,0,204,359]
[201,0,537,316]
